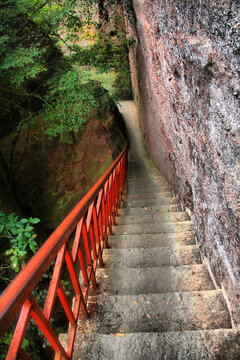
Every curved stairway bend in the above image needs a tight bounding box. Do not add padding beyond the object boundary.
[61,102,240,360]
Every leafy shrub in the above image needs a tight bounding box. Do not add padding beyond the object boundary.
[40,68,116,139]
[0,212,40,272]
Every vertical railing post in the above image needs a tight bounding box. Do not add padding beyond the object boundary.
[93,204,103,266]
[82,220,97,288]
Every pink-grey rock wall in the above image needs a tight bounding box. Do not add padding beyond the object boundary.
[125,0,240,324]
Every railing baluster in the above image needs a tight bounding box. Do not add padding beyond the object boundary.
[96,190,104,245]
[81,219,97,288]
[65,243,87,316]
[89,222,97,260]
[44,244,66,321]
[6,300,32,360]
[113,170,118,218]
[105,181,112,236]
[87,203,97,262]
[77,246,88,286]
[81,219,92,265]
[57,282,76,327]
[29,295,70,360]
[111,173,116,225]
[93,203,103,266]
[72,219,83,264]
[101,191,108,247]
[72,217,89,286]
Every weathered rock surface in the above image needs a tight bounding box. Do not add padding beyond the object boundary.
[126,0,240,324]
[0,106,126,230]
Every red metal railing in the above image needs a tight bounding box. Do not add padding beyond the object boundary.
[0,144,128,360]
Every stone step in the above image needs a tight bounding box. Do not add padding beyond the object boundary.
[96,265,214,295]
[126,184,169,193]
[127,177,163,181]
[119,204,182,214]
[127,175,156,180]
[108,232,195,248]
[69,329,240,360]
[103,245,201,268]
[126,191,173,199]
[123,197,179,207]
[126,176,167,182]
[116,212,190,224]
[127,170,158,175]
[127,173,157,177]
[113,221,193,235]
[125,190,172,200]
[79,291,231,333]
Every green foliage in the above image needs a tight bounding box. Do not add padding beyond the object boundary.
[0,44,46,87]
[40,68,116,137]
[70,34,134,99]
[0,330,31,360]
[0,211,40,272]
[0,0,131,138]
[71,34,132,72]
[0,0,133,137]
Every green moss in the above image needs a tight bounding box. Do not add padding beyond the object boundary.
[38,190,82,229]
[87,155,113,184]
[88,68,117,96]
[41,154,113,229]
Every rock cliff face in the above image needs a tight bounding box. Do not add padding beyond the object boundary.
[126,0,240,324]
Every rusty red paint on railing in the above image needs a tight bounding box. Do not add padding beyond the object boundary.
[0,144,128,360]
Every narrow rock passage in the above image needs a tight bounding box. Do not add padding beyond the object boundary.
[69,101,240,359]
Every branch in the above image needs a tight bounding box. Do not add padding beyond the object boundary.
[0,87,51,106]
[53,32,71,48]
[16,1,50,35]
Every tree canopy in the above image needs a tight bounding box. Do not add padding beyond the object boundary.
[0,0,132,138]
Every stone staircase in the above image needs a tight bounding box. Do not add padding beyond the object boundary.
[69,159,240,360]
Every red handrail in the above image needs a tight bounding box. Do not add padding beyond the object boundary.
[0,144,128,360]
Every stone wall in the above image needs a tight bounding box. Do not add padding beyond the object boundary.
[126,0,240,324]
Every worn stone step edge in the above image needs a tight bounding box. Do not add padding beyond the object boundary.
[108,232,195,248]
[116,212,190,224]
[67,329,240,360]
[125,188,170,195]
[123,197,179,207]
[113,221,193,235]
[125,191,173,199]
[94,264,215,295]
[126,184,169,190]
[77,290,231,333]
[119,204,182,214]
[127,180,168,184]
[125,190,173,199]
[102,245,201,268]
